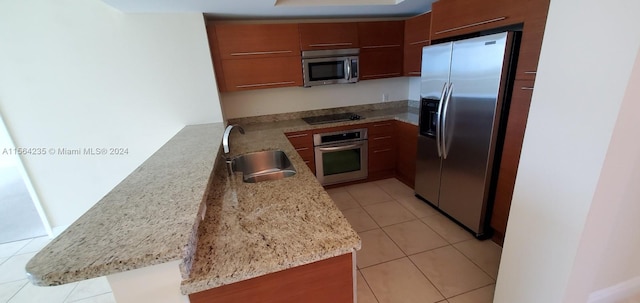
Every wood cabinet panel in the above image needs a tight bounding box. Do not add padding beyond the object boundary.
[222,56,303,91]
[358,21,405,48]
[367,121,395,136]
[367,120,396,175]
[285,131,315,174]
[369,147,396,172]
[431,0,525,40]
[515,0,551,80]
[360,49,404,80]
[358,21,404,80]
[394,121,418,189]
[189,253,353,303]
[206,22,227,93]
[299,23,359,51]
[215,23,300,60]
[491,80,535,236]
[404,13,431,76]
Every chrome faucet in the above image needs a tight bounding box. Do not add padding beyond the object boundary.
[222,124,245,155]
[222,124,245,175]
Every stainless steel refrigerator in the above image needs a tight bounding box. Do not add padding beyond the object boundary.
[415,32,515,237]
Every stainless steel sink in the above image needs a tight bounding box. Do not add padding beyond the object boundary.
[231,150,296,183]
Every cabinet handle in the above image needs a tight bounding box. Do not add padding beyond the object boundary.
[521,87,535,90]
[308,42,353,47]
[362,44,401,49]
[236,81,296,88]
[434,17,507,35]
[373,136,392,140]
[287,133,309,138]
[295,147,310,151]
[373,148,393,153]
[362,73,402,79]
[230,50,293,56]
[373,123,392,127]
[524,71,537,74]
[409,39,430,45]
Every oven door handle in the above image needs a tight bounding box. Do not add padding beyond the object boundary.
[317,143,363,152]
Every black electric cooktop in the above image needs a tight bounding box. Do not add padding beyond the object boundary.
[302,112,363,125]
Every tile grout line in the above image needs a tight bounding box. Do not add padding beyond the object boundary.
[61,281,80,303]
[6,280,29,303]
[449,241,499,282]
[443,283,497,301]
[357,270,381,303]
[405,251,449,301]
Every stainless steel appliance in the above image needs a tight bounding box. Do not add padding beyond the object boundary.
[302,49,359,87]
[314,128,368,185]
[415,32,515,237]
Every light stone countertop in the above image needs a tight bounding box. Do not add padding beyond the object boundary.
[25,123,225,286]
[24,102,418,291]
[180,105,418,295]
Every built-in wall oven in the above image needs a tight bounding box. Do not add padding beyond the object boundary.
[313,128,368,185]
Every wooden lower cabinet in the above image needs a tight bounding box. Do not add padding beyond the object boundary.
[189,253,354,303]
[368,121,396,180]
[491,80,535,241]
[285,130,315,175]
[394,121,418,189]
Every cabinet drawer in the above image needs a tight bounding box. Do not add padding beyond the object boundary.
[294,146,314,159]
[222,57,303,91]
[299,23,359,50]
[367,121,395,136]
[369,147,396,172]
[285,131,313,148]
[431,0,525,40]
[215,24,300,60]
[369,135,394,149]
[303,158,316,175]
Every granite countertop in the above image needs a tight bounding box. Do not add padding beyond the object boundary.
[25,123,225,286]
[180,104,418,295]
[24,100,418,292]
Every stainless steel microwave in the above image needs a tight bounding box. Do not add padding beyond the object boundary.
[302,48,359,87]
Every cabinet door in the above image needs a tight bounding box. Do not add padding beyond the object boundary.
[299,23,359,51]
[358,21,405,80]
[368,121,396,176]
[222,57,303,91]
[431,0,525,40]
[404,13,431,76]
[394,121,418,189]
[215,24,300,60]
[491,80,535,237]
[206,22,227,93]
[515,0,551,80]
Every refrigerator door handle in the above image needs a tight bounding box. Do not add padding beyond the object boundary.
[435,82,448,158]
[441,82,454,159]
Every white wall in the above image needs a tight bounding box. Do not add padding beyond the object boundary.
[494,0,640,302]
[221,77,410,119]
[0,0,223,229]
[563,50,640,303]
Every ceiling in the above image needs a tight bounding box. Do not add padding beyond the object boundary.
[100,0,435,19]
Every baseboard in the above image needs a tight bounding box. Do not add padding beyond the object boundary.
[588,276,640,303]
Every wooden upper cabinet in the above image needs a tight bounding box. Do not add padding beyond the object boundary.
[358,21,405,49]
[515,0,551,80]
[431,0,525,40]
[215,23,300,60]
[205,22,227,92]
[358,21,405,80]
[298,23,359,51]
[221,56,303,91]
[404,12,431,76]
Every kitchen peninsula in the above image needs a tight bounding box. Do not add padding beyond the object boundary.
[25,102,418,302]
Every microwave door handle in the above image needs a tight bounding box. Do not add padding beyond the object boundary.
[345,58,351,80]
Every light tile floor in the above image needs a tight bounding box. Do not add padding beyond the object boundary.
[0,237,115,303]
[329,178,503,303]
